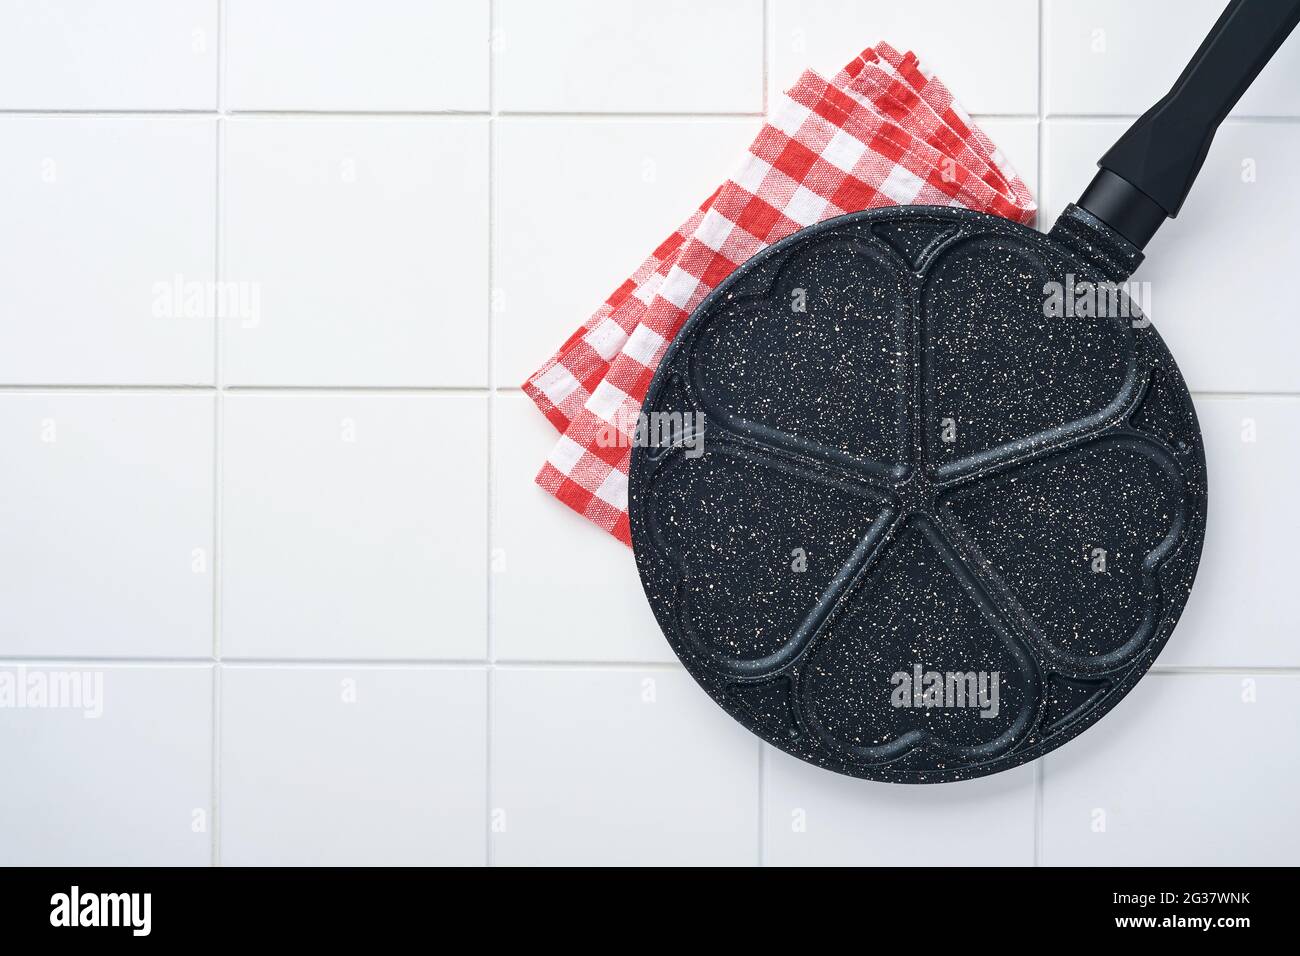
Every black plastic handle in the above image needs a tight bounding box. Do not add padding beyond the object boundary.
[1077,0,1300,248]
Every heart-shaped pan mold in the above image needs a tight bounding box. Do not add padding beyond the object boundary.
[629,207,1207,784]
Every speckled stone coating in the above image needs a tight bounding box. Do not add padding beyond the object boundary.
[629,205,1207,784]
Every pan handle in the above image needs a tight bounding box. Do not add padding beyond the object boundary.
[1076,0,1300,248]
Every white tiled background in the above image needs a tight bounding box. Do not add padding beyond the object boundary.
[0,0,1297,867]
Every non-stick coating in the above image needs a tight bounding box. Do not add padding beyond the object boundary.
[628,206,1207,784]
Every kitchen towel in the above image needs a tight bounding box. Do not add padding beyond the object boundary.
[523,43,1036,545]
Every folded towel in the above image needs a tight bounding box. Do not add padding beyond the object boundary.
[523,43,1036,544]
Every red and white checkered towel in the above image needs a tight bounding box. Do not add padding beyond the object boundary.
[523,43,1036,545]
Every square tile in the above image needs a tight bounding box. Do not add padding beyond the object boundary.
[1042,673,1300,866]
[0,118,216,384]
[222,118,488,386]
[1042,119,1300,392]
[772,0,1039,116]
[494,395,672,662]
[763,748,1035,865]
[224,0,488,112]
[221,394,486,660]
[0,0,216,110]
[1045,0,1300,117]
[0,394,214,658]
[496,0,763,113]
[491,667,759,865]
[495,118,760,385]
[220,665,486,865]
[0,664,213,866]
[1159,397,1300,667]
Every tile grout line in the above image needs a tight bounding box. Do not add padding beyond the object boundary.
[494,110,767,120]
[0,657,1287,672]
[1033,0,1046,869]
[0,386,496,392]
[221,385,492,394]
[0,384,220,392]
[5,384,1300,399]
[218,109,491,118]
[0,386,498,393]
[485,0,498,870]
[1044,112,1300,123]
[1036,0,1045,218]
[210,0,227,870]
[1034,760,1045,866]
[762,0,771,114]
[0,109,493,117]
[8,109,1300,123]
[756,744,765,867]
[0,656,682,668]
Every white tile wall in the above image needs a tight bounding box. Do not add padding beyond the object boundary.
[221,394,486,660]
[221,118,488,387]
[1160,397,1300,667]
[0,118,217,384]
[1044,0,1300,117]
[224,0,490,112]
[3,1,1298,866]
[763,750,1036,866]
[0,664,213,866]
[496,0,764,113]
[220,665,486,865]
[0,0,217,111]
[1042,674,1300,866]
[491,667,758,865]
[0,393,214,658]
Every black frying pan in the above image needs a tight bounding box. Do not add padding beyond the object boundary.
[629,0,1300,783]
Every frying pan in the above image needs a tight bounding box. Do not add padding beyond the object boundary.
[629,0,1300,783]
